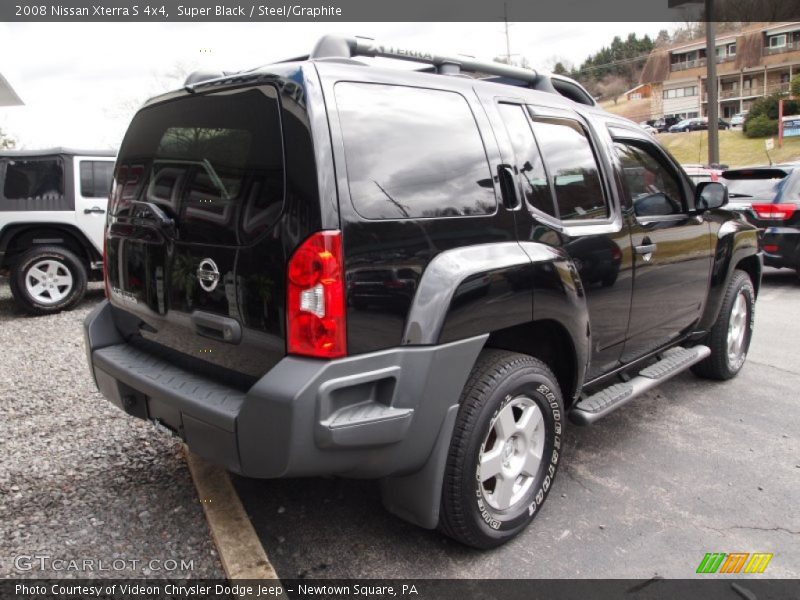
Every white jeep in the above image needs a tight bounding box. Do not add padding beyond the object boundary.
[0,148,115,314]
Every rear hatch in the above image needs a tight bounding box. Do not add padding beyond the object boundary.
[106,85,288,380]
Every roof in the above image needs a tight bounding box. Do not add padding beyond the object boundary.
[0,147,116,158]
[0,72,23,107]
[624,83,650,95]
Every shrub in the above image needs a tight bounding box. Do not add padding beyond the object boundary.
[743,114,778,138]
[748,92,799,121]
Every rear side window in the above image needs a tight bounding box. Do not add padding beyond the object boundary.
[335,82,496,220]
[496,103,556,217]
[113,87,284,245]
[3,159,63,200]
[528,116,608,221]
[80,161,114,198]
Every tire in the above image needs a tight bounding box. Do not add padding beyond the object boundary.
[9,246,88,315]
[691,270,754,380]
[439,349,564,549]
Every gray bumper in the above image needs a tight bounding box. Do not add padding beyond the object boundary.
[84,300,485,480]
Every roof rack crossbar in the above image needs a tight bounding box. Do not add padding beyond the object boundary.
[310,34,541,84]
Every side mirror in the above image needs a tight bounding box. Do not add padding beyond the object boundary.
[696,181,728,211]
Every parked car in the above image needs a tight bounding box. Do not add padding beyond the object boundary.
[669,117,730,133]
[641,123,659,135]
[0,148,115,313]
[84,35,761,549]
[721,166,800,278]
[730,110,749,127]
[650,116,680,133]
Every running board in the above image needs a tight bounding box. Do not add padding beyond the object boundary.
[569,345,711,426]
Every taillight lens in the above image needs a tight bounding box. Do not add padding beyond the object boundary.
[751,203,796,220]
[287,231,346,358]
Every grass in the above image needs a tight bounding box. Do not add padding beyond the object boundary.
[655,129,800,168]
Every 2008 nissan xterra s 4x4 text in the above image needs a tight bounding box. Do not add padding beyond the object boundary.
[84,35,761,549]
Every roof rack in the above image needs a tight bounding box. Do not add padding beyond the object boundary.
[183,35,596,107]
[309,35,595,106]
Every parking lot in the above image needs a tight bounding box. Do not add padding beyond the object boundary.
[234,267,800,579]
[1,269,798,580]
[0,281,223,579]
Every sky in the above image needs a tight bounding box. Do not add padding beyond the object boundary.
[0,22,671,150]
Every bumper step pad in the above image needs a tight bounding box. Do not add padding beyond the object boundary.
[570,345,711,425]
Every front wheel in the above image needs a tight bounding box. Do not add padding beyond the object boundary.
[438,350,564,549]
[692,270,754,380]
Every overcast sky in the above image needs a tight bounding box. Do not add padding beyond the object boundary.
[0,22,671,150]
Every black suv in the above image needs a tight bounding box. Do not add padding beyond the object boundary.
[84,36,761,549]
[722,165,800,278]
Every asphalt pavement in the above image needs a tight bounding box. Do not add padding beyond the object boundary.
[235,267,800,579]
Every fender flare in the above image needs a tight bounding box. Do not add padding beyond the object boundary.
[697,217,761,333]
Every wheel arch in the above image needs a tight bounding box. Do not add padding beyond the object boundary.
[0,223,100,271]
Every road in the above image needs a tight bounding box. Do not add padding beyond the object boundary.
[234,267,800,579]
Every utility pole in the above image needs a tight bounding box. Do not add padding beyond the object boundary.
[503,3,512,64]
[705,0,720,165]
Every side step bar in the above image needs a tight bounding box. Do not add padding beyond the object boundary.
[570,345,711,426]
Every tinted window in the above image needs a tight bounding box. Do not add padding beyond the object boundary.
[721,170,789,201]
[80,160,115,198]
[528,116,608,221]
[113,87,284,245]
[335,83,495,219]
[3,159,63,200]
[497,103,556,217]
[614,140,685,217]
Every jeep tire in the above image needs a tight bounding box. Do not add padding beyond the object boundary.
[691,270,754,380]
[439,349,564,549]
[9,246,88,315]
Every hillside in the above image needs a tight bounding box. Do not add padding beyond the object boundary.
[656,130,800,168]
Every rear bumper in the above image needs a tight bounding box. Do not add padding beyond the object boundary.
[760,228,800,269]
[84,300,484,479]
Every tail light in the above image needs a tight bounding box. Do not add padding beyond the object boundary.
[287,231,346,358]
[751,203,796,220]
[763,244,779,253]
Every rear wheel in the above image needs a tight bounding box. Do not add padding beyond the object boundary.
[9,246,87,315]
[692,270,754,380]
[439,349,564,549]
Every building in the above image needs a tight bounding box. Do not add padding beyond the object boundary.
[640,22,800,122]
[625,83,652,101]
[0,72,24,107]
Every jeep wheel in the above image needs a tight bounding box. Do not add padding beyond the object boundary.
[691,270,754,380]
[439,349,564,549]
[9,246,88,315]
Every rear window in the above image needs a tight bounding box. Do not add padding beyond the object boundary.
[80,160,114,198]
[721,169,790,200]
[3,158,63,200]
[335,82,496,220]
[112,87,284,245]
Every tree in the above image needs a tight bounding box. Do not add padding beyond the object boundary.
[552,62,570,75]
[571,33,655,90]
[791,74,800,99]
[0,127,15,149]
[596,75,628,105]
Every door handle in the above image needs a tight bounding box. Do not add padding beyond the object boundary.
[497,164,521,210]
[84,206,106,214]
[191,311,242,344]
[635,242,657,262]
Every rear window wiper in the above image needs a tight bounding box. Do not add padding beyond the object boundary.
[728,193,753,198]
[132,200,176,232]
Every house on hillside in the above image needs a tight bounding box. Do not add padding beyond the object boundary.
[625,83,652,101]
[639,22,800,122]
